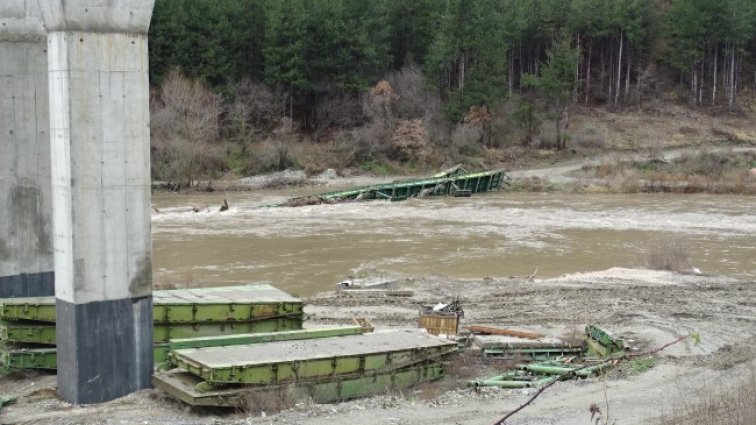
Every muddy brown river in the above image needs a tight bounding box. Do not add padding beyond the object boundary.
[151,190,755,296]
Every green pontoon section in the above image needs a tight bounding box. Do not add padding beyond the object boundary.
[0,318,302,345]
[152,361,445,407]
[152,286,303,323]
[153,317,303,342]
[0,322,56,345]
[0,284,303,324]
[1,284,305,372]
[1,345,171,371]
[0,297,56,323]
[169,330,457,385]
[277,169,509,206]
[168,326,365,350]
[0,314,304,336]
[1,348,57,370]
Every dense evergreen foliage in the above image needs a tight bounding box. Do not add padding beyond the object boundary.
[150,0,756,168]
[150,0,755,122]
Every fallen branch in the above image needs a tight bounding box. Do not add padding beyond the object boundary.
[492,334,690,425]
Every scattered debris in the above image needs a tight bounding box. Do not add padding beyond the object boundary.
[352,317,375,333]
[585,325,626,357]
[464,325,545,340]
[337,277,398,291]
[419,299,464,336]
[0,395,17,413]
[337,289,414,297]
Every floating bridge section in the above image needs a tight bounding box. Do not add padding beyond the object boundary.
[280,169,509,206]
[0,285,304,371]
[1,284,457,407]
[153,330,456,407]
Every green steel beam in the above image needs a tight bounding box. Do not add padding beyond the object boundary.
[482,346,583,360]
[169,326,364,350]
[152,362,445,407]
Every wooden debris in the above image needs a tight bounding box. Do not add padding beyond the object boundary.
[464,325,545,340]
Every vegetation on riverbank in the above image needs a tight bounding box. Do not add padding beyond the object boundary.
[147,0,756,188]
[573,149,756,194]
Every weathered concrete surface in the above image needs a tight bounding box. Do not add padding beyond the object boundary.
[39,0,155,403]
[56,296,153,404]
[0,1,55,298]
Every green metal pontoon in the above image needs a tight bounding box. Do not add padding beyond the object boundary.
[278,168,509,206]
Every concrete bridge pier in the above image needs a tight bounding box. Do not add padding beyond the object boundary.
[0,1,55,298]
[38,0,156,403]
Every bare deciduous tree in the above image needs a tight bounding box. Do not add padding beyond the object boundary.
[150,70,223,188]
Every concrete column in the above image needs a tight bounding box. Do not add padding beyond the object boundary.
[38,0,155,404]
[0,1,55,298]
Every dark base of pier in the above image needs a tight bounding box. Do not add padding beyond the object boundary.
[56,296,153,404]
[0,272,54,298]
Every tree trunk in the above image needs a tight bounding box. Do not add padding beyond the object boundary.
[698,59,704,106]
[458,51,466,91]
[599,41,605,97]
[734,52,739,105]
[625,54,631,100]
[691,63,698,106]
[728,49,735,107]
[614,31,623,106]
[712,44,718,105]
[574,30,580,103]
[585,39,592,104]
[508,45,514,96]
[563,108,570,150]
[518,39,523,91]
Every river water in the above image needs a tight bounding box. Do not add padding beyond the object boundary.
[151,190,756,296]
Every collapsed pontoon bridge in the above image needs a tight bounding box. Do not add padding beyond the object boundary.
[278,167,510,206]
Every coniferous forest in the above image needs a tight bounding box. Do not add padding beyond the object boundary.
[147,0,756,185]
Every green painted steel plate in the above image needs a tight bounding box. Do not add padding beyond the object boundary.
[152,361,445,407]
[153,317,302,342]
[0,317,302,345]
[171,330,457,385]
[0,284,303,323]
[152,285,302,323]
[169,326,363,350]
[1,347,57,369]
[1,344,171,370]
[0,321,56,345]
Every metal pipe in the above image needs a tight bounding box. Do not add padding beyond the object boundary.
[518,364,576,375]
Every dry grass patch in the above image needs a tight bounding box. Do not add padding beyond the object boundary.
[581,149,756,194]
[640,236,694,274]
[658,366,756,425]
